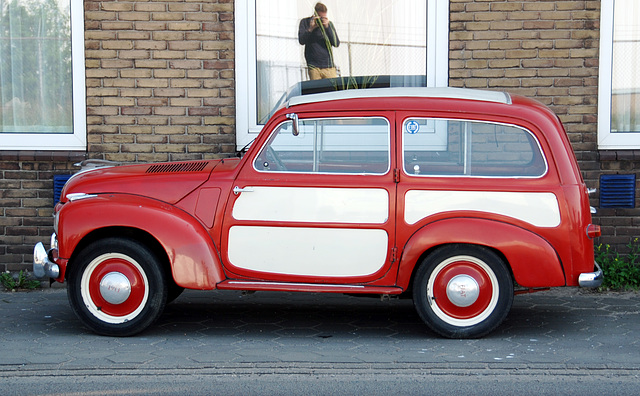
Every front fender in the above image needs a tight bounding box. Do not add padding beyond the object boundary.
[57,194,224,289]
[397,218,566,289]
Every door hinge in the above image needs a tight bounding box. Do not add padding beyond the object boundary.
[390,247,398,263]
[393,169,400,183]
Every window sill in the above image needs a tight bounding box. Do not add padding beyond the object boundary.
[0,150,86,162]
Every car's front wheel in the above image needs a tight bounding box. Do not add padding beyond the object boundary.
[412,244,514,338]
[67,238,167,336]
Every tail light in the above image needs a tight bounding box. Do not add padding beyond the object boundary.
[586,224,601,239]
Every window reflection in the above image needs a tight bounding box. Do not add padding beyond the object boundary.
[611,0,640,133]
[256,0,427,123]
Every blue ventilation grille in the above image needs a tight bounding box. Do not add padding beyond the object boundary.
[599,174,636,208]
[53,175,72,205]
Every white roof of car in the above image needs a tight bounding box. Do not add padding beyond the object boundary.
[287,87,512,107]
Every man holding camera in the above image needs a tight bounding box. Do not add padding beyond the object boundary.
[298,2,340,80]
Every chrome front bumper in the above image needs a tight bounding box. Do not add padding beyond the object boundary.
[578,261,603,288]
[33,234,60,279]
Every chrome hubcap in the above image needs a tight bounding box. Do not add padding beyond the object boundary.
[99,272,132,305]
[446,274,479,307]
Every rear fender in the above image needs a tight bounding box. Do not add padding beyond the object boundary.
[57,194,224,289]
[397,218,566,289]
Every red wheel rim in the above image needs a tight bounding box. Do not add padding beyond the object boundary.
[432,260,494,320]
[87,257,146,317]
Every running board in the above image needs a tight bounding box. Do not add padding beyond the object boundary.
[217,280,403,295]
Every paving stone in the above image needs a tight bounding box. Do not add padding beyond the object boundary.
[0,288,638,371]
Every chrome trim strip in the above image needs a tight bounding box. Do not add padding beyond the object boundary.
[227,281,365,289]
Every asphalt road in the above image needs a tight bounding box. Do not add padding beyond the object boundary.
[2,368,640,395]
[1,287,639,394]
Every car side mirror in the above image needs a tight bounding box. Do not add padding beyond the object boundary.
[286,113,299,136]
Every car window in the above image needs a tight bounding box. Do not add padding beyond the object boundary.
[255,117,390,174]
[403,118,547,177]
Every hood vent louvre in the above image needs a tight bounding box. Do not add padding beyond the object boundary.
[146,162,209,174]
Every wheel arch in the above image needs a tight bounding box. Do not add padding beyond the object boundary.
[397,217,566,291]
[68,227,170,279]
[403,243,513,295]
[58,194,225,289]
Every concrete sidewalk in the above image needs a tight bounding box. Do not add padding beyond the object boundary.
[0,286,639,371]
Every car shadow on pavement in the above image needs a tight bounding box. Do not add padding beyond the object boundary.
[154,290,426,339]
[149,289,610,340]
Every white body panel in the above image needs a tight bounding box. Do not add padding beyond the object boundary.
[228,226,389,277]
[405,190,561,228]
[232,187,389,224]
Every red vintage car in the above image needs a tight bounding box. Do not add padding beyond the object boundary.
[34,85,602,338]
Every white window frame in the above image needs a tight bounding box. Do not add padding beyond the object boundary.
[0,0,86,151]
[598,0,640,149]
[234,0,450,149]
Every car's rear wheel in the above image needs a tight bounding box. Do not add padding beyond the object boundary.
[67,238,167,336]
[412,244,513,338]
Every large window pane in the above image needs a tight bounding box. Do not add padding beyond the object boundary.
[611,0,640,133]
[256,0,427,124]
[0,0,72,133]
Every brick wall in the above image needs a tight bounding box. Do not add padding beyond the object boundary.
[449,0,639,250]
[84,0,236,163]
[0,153,84,271]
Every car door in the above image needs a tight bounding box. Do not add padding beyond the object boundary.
[221,111,397,285]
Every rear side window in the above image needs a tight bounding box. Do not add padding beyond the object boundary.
[403,118,547,177]
[255,117,390,174]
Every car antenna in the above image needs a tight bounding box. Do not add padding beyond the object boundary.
[236,138,256,158]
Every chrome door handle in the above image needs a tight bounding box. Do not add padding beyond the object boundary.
[233,186,254,195]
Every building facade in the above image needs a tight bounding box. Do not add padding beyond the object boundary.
[1,0,638,271]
